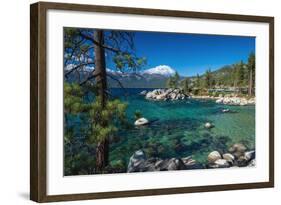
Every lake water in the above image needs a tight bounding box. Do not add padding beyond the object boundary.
[109,88,255,165]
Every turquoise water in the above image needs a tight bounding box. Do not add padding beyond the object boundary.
[109,88,255,165]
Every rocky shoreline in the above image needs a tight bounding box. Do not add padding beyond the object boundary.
[127,143,255,172]
[140,89,255,106]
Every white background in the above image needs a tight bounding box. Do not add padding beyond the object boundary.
[0,0,279,204]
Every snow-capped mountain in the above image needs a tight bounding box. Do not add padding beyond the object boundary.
[65,65,178,88]
[106,65,178,88]
[142,65,176,77]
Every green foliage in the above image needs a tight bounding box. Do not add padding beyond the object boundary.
[110,159,126,170]
[192,88,200,95]
[248,52,255,73]
[64,83,85,113]
[247,52,255,95]
[166,71,180,89]
[64,147,96,175]
[182,78,190,94]
[87,97,128,144]
[113,53,146,72]
[232,61,246,87]
[195,73,201,88]
[188,53,255,96]
[204,69,213,89]
[134,110,142,120]
[64,82,128,175]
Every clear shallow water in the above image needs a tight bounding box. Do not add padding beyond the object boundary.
[109,88,255,165]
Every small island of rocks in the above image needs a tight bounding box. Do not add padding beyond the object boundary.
[140,88,255,106]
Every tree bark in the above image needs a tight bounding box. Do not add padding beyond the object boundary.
[93,29,109,172]
[96,139,109,172]
[94,30,107,106]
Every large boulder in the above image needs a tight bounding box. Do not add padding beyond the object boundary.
[181,156,204,169]
[127,150,147,172]
[235,150,255,167]
[134,118,149,126]
[215,96,256,106]
[145,92,154,99]
[181,156,193,165]
[229,143,247,159]
[127,151,202,172]
[140,90,147,95]
[247,159,256,167]
[156,93,167,100]
[145,88,188,101]
[237,156,249,167]
[247,98,255,104]
[245,150,255,161]
[223,153,235,164]
[209,159,230,168]
[208,151,222,163]
[159,158,186,171]
[216,98,223,103]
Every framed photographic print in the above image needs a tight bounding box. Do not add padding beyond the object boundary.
[30,1,274,202]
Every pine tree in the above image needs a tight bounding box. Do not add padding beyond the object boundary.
[64,82,128,174]
[205,69,213,89]
[182,77,190,94]
[166,71,180,89]
[195,73,201,88]
[64,28,145,172]
[247,52,255,96]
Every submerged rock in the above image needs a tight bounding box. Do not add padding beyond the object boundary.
[222,109,230,113]
[205,122,214,129]
[134,117,149,126]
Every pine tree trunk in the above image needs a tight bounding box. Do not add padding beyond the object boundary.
[96,139,109,172]
[93,29,109,172]
[248,68,253,96]
[93,30,107,106]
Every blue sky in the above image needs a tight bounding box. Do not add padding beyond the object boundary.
[108,31,255,77]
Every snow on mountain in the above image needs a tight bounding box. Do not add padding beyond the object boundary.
[142,65,176,77]
[66,65,178,88]
[106,68,121,74]
[106,65,176,77]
